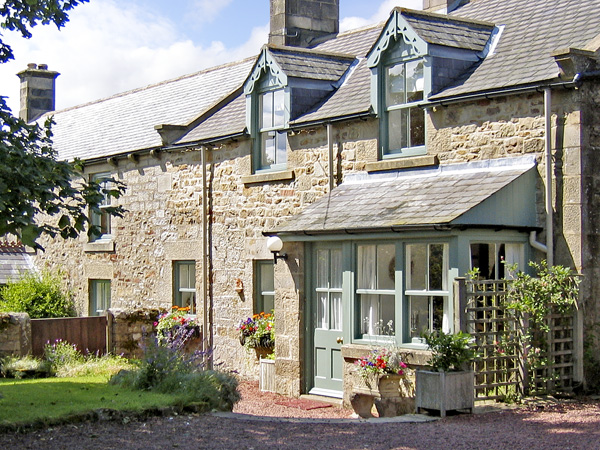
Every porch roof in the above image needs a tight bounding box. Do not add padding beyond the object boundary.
[269,156,538,236]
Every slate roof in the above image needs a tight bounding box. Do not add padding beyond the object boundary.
[268,46,355,82]
[400,8,495,52]
[46,58,254,161]
[432,0,600,99]
[46,1,600,158]
[270,156,536,235]
[0,242,33,285]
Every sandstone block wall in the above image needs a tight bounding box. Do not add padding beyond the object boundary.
[0,313,31,357]
[30,86,594,394]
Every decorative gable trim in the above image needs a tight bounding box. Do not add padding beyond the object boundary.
[367,9,428,68]
[244,47,288,95]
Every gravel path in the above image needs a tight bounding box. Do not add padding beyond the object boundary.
[1,381,599,449]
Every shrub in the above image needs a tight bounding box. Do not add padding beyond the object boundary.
[0,355,51,378]
[110,330,240,411]
[423,330,478,372]
[0,269,76,318]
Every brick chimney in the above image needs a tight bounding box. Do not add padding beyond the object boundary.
[17,63,59,123]
[423,0,469,13]
[269,0,339,48]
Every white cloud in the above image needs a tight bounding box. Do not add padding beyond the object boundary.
[186,0,235,24]
[0,0,267,114]
[340,0,423,32]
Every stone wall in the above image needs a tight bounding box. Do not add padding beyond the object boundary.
[30,86,594,393]
[0,313,31,357]
[108,309,162,359]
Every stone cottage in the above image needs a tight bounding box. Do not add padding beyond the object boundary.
[18,0,600,399]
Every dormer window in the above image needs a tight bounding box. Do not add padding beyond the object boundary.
[259,88,287,170]
[384,58,425,155]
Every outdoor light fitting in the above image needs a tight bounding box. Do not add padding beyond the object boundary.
[266,236,287,264]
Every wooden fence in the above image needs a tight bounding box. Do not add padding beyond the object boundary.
[456,278,575,400]
[30,316,107,357]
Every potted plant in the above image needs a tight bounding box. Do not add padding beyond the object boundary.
[415,330,478,417]
[154,306,201,347]
[351,347,413,417]
[237,311,275,359]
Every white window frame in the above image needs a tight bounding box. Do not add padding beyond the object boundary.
[254,87,287,172]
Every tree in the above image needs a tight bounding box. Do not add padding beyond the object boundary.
[0,0,126,250]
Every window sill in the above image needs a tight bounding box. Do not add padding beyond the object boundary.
[241,169,295,185]
[83,240,115,253]
[366,155,439,173]
[341,342,431,366]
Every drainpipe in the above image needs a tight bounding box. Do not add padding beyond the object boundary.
[544,88,554,266]
[327,123,335,192]
[201,145,212,369]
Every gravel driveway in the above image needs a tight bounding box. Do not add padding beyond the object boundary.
[1,381,598,449]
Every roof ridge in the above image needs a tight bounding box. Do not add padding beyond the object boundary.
[43,56,255,117]
[398,6,495,28]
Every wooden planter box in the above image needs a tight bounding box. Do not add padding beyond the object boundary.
[415,370,474,417]
[259,358,275,393]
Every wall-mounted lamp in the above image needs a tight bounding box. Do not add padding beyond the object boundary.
[266,236,287,264]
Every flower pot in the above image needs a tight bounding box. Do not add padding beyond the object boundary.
[351,374,414,418]
[259,358,275,393]
[415,370,474,417]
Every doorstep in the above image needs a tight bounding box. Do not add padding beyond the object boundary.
[300,393,344,407]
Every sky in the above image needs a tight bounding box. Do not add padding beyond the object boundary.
[0,0,422,114]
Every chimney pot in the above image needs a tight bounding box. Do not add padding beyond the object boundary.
[27,63,37,69]
[38,64,48,70]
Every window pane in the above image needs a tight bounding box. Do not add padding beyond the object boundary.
[180,291,195,310]
[386,63,405,107]
[261,131,275,166]
[409,295,429,338]
[432,296,444,331]
[408,244,427,290]
[262,294,274,314]
[273,89,285,128]
[429,244,444,291]
[276,131,287,165]
[357,245,376,290]
[380,294,395,333]
[261,91,273,129]
[405,59,424,103]
[330,249,342,289]
[409,106,425,147]
[388,108,408,151]
[377,244,395,290]
[318,292,328,329]
[260,263,274,294]
[331,293,342,331]
[360,294,378,334]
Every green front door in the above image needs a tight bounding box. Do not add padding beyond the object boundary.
[310,246,344,397]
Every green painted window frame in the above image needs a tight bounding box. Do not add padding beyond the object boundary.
[252,87,288,173]
[351,240,450,346]
[89,279,111,316]
[254,260,275,314]
[405,243,450,340]
[173,261,196,313]
[469,241,525,279]
[89,172,113,242]
[379,56,427,159]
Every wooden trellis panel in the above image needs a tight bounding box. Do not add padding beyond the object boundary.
[456,278,575,399]
[462,279,522,400]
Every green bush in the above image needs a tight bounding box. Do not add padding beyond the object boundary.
[0,269,76,318]
[110,331,240,411]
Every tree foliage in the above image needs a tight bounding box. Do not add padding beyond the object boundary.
[0,0,126,250]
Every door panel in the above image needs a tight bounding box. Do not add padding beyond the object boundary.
[311,247,344,396]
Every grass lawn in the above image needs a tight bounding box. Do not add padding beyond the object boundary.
[0,375,185,425]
